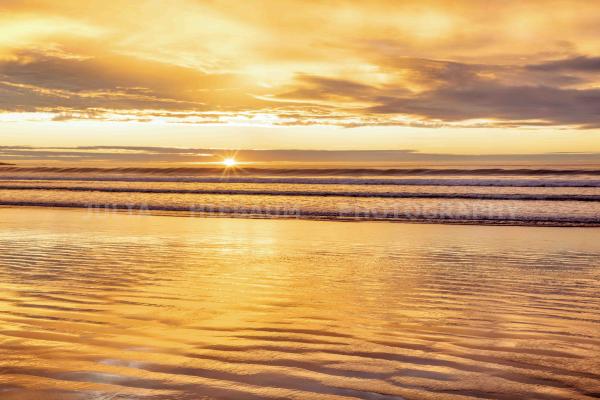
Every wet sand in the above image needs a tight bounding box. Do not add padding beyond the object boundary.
[1,207,599,399]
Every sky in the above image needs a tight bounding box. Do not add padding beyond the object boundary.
[1,0,600,163]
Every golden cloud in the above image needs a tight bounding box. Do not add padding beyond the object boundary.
[2,0,600,128]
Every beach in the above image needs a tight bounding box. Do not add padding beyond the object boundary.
[4,1,600,398]
[1,207,599,399]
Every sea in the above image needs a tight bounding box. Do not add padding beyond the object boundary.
[0,165,599,225]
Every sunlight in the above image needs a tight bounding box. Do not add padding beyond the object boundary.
[223,157,237,167]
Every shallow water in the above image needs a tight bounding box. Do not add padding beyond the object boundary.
[0,208,599,399]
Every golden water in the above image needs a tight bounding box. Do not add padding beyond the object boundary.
[1,208,599,399]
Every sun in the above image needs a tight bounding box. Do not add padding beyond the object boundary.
[222,157,237,167]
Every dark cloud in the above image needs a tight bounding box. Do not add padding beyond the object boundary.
[278,75,386,102]
[369,83,600,127]
[377,57,485,88]
[275,55,600,127]
[0,50,265,112]
[527,56,600,72]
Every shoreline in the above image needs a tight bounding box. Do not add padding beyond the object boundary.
[2,204,599,228]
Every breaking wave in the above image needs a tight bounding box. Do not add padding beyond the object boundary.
[0,200,599,226]
[1,176,600,187]
[1,184,599,201]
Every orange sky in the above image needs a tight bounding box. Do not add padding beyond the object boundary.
[1,0,600,154]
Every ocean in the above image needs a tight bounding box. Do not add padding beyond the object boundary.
[1,166,599,225]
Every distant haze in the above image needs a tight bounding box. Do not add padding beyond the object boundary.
[1,146,599,166]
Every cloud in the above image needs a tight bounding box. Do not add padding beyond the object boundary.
[527,56,600,72]
[2,1,600,129]
[0,49,265,112]
[369,83,600,127]
[272,56,600,128]
[4,50,600,128]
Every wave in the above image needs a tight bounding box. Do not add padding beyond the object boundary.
[2,166,600,176]
[1,201,599,226]
[2,185,600,201]
[1,175,600,187]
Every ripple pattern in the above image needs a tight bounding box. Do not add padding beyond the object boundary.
[0,208,599,399]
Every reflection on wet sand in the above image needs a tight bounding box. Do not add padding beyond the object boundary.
[1,207,599,399]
